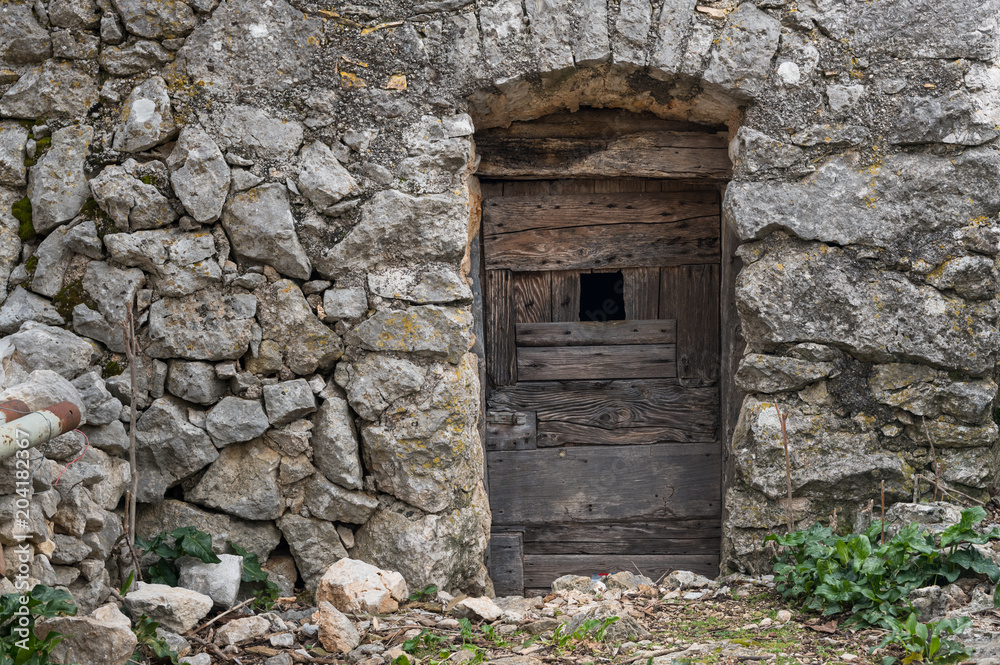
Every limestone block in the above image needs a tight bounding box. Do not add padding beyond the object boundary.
[8,322,94,379]
[0,2,51,64]
[0,61,97,118]
[736,237,1000,375]
[938,447,997,488]
[734,354,836,394]
[50,0,102,29]
[256,279,343,374]
[178,554,244,609]
[27,225,73,298]
[277,514,349,590]
[166,360,228,405]
[451,597,502,622]
[345,306,472,364]
[100,40,174,76]
[91,161,177,232]
[304,475,377,525]
[311,396,363,490]
[702,4,781,100]
[298,141,359,214]
[218,106,304,161]
[0,122,28,186]
[314,601,361,653]
[111,0,196,38]
[135,397,218,503]
[37,604,137,665]
[187,439,283,520]
[137,499,281,561]
[168,125,231,223]
[335,353,426,421]
[612,0,652,68]
[0,369,87,422]
[112,76,178,153]
[0,287,64,332]
[572,0,610,66]
[27,124,93,233]
[222,183,312,280]
[367,266,472,305]
[64,220,103,259]
[523,0,573,73]
[263,379,317,425]
[146,291,257,361]
[214,615,270,646]
[124,583,213,633]
[315,558,408,615]
[71,372,122,426]
[206,396,269,446]
[322,287,368,321]
[648,0,696,78]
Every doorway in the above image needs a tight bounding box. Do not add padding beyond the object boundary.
[481,178,726,595]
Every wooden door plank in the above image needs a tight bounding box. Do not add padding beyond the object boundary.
[660,265,720,382]
[523,520,721,551]
[503,180,550,196]
[517,344,676,381]
[489,533,524,596]
[550,270,581,322]
[485,410,537,451]
[516,320,675,346]
[485,218,720,271]
[523,554,720,588]
[513,272,552,324]
[487,444,722,525]
[623,268,660,319]
[526,537,720,556]
[550,179,596,195]
[485,269,516,387]
[537,422,716,446]
[483,191,719,234]
[487,380,718,431]
[475,132,733,180]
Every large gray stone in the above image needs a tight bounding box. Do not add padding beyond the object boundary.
[165,0,323,96]
[322,287,368,321]
[0,287,63,333]
[648,0,696,78]
[926,255,997,301]
[367,266,472,305]
[111,0,196,38]
[0,369,87,422]
[124,583,213,634]
[222,184,312,279]
[147,290,257,361]
[277,513,349,591]
[345,306,472,364]
[523,0,573,73]
[304,475,377,525]
[263,379,317,426]
[397,114,474,193]
[168,125,230,223]
[218,106,304,161]
[335,354,426,421]
[135,396,219,503]
[352,487,490,595]
[735,354,837,394]
[359,356,481,513]
[206,397,269,447]
[850,0,1000,60]
[311,397,363,490]
[187,439,283,520]
[81,420,130,455]
[315,558,408,615]
[50,0,102,29]
[892,96,998,146]
[71,371,123,426]
[298,141,359,214]
[8,322,94,379]
[64,220,103,260]
[725,149,1000,254]
[0,122,29,186]
[90,160,177,232]
[37,604,137,665]
[736,237,1000,375]
[612,0,652,67]
[0,1,52,64]
[315,190,468,279]
[255,279,342,375]
[83,259,145,325]
[99,40,174,76]
[166,360,227,405]
[734,396,907,501]
[0,60,97,118]
[27,124,93,234]
[571,0,610,66]
[702,4,781,100]
[136,498,281,561]
[178,553,244,609]
[112,77,177,153]
[29,225,73,298]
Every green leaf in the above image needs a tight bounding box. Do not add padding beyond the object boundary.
[27,586,77,617]
[178,530,221,564]
[149,559,179,587]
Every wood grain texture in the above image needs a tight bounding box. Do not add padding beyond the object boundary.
[488,533,524,597]
[515,320,676,346]
[517,344,677,381]
[487,444,722,525]
[524,521,721,555]
[484,199,721,271]
[550,270,581,322]
[485,410,537,451]
[537,422,716,446]
[488,380,718,433]
[476,132,732,180]
[485,269,516,387]
[513,272,552,324]
[660,264,720,383]
[623,268,660,319]
[523,554,720,588]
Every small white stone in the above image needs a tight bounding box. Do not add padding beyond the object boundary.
[776,609,793,623]
[777,61,800,87]
[841,654,858,662]
[270,633,295,647]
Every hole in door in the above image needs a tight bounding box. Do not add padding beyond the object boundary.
[579,271,625,322]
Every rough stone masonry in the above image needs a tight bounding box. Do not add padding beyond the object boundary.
[0,0,999,607]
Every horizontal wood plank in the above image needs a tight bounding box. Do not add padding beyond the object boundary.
[484,192,719,235]
[524,521,721,555]
[537,423,716,446]
[516,320,676,347]
[488,380,718,433]
[517,345,676,381]
[523,554,720,588]
[487,444,722,525]
[476,132,732,180]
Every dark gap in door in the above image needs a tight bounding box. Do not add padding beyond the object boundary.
[579,271,625,321]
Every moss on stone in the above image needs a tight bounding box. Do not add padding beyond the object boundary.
[52,279,97,322]
[12,197,34,240]
[24,255,37,273]
[102,360,124,378]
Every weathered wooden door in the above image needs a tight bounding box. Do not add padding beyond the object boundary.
[482,179,723,596]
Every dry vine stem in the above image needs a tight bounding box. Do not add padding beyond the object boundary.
[121,302,139,548]
[774,406,795,534]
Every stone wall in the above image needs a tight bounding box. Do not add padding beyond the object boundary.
[0,0,998,605]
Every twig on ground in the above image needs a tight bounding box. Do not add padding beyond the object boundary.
[187,634,233,662]
[186,596,257,636]
[775,406,795,534]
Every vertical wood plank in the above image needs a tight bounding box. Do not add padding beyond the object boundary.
[485,269,516,386]
[489,532,524,596]
[623,268,660,319]
[550,271,581,322]
[513,272,552,324]
[660,265,720,383]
